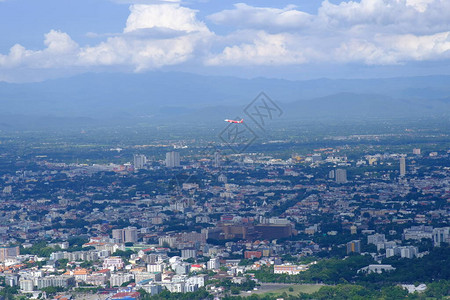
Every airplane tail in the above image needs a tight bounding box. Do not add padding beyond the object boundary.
[239,119,244,123]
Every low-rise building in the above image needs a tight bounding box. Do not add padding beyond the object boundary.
[274,264,309,275]
[358,265,395,274]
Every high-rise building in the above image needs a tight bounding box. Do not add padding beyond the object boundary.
[133,154,147,170]
[213,151,221,168]
[207,257,220,270]
[346,240,361,254]
[165,152,180,168]
[413,148,421,155]
[112,229,123,242]
[433,227,450,247]
[181,248,197,259]
[123,226,138,243]
[400,157,406,176]
[0,246,19,262]
[328,170,335,179]
[112,227,138,243]
[400,246,418,259]
[335,169,347,184]
[19,279,34,292]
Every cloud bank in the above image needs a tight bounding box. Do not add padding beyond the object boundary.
[1,0,450,81]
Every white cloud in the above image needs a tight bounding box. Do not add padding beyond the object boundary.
[332,31,450,65]
[317,0,450,35]
[1,0,450,81]
[78,33,206,71]
[406,0,434,12]
[111,0,181,4]
[206,31,308,66]
[333,39,397,65]
[0,30,79,69]
[207,0,450,66]
[44,30,78,54]
[0,3,211,79]
[208,3,312,32]
[79,4,212,70]
[379,31,450,61]
[125,4,209,33]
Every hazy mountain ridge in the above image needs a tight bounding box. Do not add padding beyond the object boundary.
[0,72,449,129]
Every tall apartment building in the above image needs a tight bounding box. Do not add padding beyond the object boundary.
[213,151,221,168]
[133,154,147,170]
[181,248,197,259]
[400,157,406,176]
[19,279,34,292]
[207,257,220,270]
[165,151,180,168]
[433,227,450,247]
[335,169,347,184]
[123,226,138,243]
[112,229,124,242]
[0,246,19,262]
[346,240,361,254]
[112,227,138,243]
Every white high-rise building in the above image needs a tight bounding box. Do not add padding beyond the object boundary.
[112,229,123,242]
[400,157,406,177]
[123,226,138,243]
[335,169,347,184]
[19,279,34,292]
[328,170,335,179]
[207,257,220,270]
[112,227,138,243]
[433,227,450,247]
[165,152,180,168]
[213,151,221,168]
[133,154,147,170]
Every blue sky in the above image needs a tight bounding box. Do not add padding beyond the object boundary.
[1,0,450,82]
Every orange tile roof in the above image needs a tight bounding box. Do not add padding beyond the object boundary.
[94,269,110,273]
[73,269,90,275]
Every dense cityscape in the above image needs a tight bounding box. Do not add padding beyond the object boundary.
[0,121,448,300]
[1,0,450,299]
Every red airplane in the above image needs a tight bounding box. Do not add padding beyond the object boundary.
[225,118,244,124]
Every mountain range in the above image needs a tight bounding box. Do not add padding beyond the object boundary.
[0,72,449,129]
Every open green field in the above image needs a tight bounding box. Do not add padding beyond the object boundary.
[243,283,323,297]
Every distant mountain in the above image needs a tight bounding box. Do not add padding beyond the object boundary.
[0,72,449,129]
[285,92,450,120]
